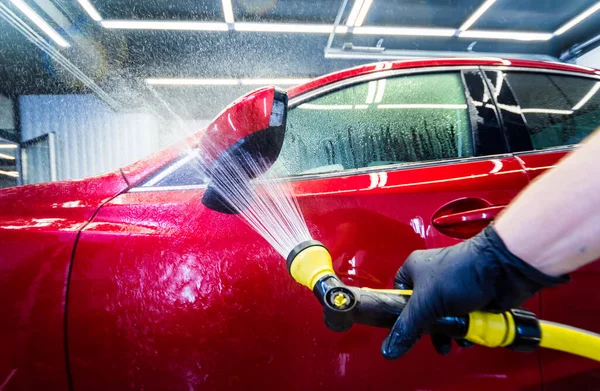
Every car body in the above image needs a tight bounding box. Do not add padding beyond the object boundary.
[1,57,600,390]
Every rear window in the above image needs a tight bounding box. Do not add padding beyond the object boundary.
[505,72,600,150]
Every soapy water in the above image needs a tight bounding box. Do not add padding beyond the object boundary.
[195,140,313,259]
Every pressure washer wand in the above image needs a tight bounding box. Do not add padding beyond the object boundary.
[287,240,600,361]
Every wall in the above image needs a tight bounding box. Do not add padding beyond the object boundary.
[19,94,162,182]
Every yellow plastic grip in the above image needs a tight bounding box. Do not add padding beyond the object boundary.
[464,311,516,347]
[289,246,335,289]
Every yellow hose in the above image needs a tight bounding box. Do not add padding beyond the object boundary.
[540,320,600,362]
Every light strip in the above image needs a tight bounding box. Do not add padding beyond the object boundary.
[378,104,468,109]
[459,30,553,41]
[222,0,234,24]
[77,0,102,21]
[9,0,70,47]
[521,108,573,115]
[572,81,600,110]
[374,79,386,103]
[101,20,229,31]
[235,22,348,34]
[0,170,19,178]
[346,0,365,26]
[554,2,600,35]
[355,0,373,27]
[0,144,17,149]
[365,81,376,104]
[0,152,15,160]
[240,78,311,85]
[460,0,496,31]
[299,104,354,110]
[146,78,309,85]
[353,26,456,36]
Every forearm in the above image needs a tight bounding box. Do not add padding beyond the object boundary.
[495,129,600,277]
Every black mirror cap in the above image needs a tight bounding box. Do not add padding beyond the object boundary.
[202,88,288,214]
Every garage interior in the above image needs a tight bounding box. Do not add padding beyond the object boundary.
[1,0,600,186]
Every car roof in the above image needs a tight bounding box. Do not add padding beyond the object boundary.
[287,57,600,99]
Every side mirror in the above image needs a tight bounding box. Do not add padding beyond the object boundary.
[200,87,288,214]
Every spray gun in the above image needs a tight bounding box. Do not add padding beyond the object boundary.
[200,87,600,362]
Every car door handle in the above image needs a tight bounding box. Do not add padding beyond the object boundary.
[433,205,506,227]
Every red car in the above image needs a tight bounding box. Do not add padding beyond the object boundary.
[1,58,600,391]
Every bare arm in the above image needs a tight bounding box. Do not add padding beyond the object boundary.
[495,128,600,277]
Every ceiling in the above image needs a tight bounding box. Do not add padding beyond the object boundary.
[0,0,599,119]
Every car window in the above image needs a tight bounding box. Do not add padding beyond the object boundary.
[505,72,600,150]
[270,72,473,176]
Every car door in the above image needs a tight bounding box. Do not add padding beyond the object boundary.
[67,67,541,391]
[482,67,600,390]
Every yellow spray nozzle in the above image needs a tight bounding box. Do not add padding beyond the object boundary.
[286,240,335,290]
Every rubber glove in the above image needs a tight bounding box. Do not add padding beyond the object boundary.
[381,224,569,359]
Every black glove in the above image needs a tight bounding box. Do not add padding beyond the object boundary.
[381,224,569,359]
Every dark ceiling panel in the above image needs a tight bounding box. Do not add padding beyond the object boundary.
[90,0,223,21]
[475,0,597,31]
[233,0,340,23]
[364,0,483,28]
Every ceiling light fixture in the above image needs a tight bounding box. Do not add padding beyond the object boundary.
[459,0,496,31]
[554,1,600,35]
[0,170,19,178]
[346,0,365,26]
[0,152,15,160]
[101,20,229,31]
[222,0,234,24]
[77,0,102,21]
[354,0,373,27]
[353,26,456,36]
[0,144,17,149]
[521,108,573,115]
[459,30,553,41]
[572,81,600,110]
[9,0,70,47]
[146,78,310,86]
[235,22,347,34]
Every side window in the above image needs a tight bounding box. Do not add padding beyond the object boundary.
[140,152,209,188]
[273,72,473,176]
[505,72,600,150]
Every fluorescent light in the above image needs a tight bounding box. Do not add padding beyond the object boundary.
[521,108,573,115]
[0,152,15,160]
[346,0,365,26]
[460,0,496,31]
[146,78,310,86]
[365,81,376,104]
[353,26,456,36]
[299,104,354,110]
[572,82,600,110]
[0,170,18,178]
[240,78,311,85]
[555,2,600,35]
[355,0,373,27]
[459,30,553,41]
[235,22,347,34]
[147,78,238,85]
[101,20,229,31]
[77,0,102,21]
[378,104,468,109]
[222,0,234,24]
[374,79,386,103]
[0,144,17,149]
[9,0,70,47]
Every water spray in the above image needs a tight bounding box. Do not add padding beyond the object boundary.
[200,86,600,362]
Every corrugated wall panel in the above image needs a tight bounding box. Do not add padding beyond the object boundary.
[20,95,161,181]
